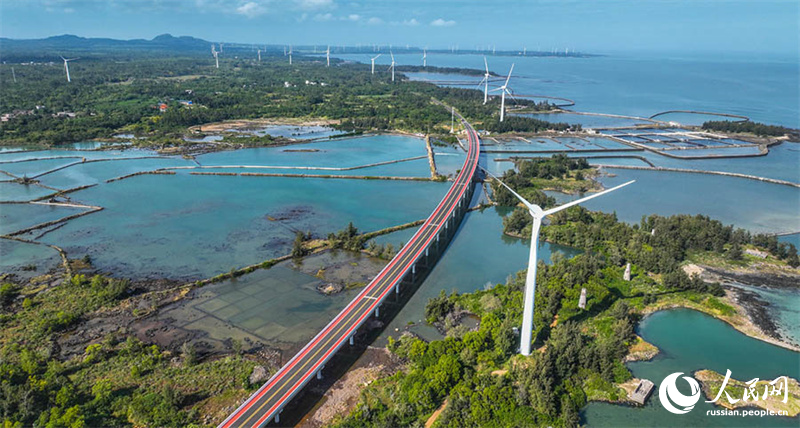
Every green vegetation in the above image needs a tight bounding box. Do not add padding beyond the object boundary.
[0,269,258,427]
[1,54,577,147]
[701,120,797,138]
[334,208,790,427]
[328,222,367,252]
[491,155,599,236]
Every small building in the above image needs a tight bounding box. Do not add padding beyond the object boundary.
[178,100,193,106]
[159,103,168,112]
[624,262,632,281]
[629,379,655,405]
[744,248,768,259]
[578,288,587,309]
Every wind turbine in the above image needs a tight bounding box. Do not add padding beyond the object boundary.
[211,45,219,69]
[60,56,79,82]
[490,63,514,121]
[370,54,381,74]
[289,45,293,65]
[422,49,427,67]
[326,45,330,67]
[388,52,396,82]
[477,56,491,104]
[485,167,635,356]
[257,49,261,62]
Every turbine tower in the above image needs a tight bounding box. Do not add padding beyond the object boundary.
[289,46,293,65]
[490,63,514,121]
[60,56,79,82]
[389,52,396,82]
[326,45,330,67]
[477,56,491,104]
[486,168,635,356]
[370,54,382,74]
[257,49,261,62]
[211,45,219,69]
[423,49,427,67]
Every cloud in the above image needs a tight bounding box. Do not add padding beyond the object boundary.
[345,13,360,21]
[313,12,333,21]
[295,0,333,10]
[236,1,268,17]
[402,18,419,26]
[366,16,383,25]
[430,18,455,27]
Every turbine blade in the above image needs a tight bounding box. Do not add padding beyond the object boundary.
[479,166,538,213]
[484,56,489,74]
[542,180,635,216]
[504,63,515,87]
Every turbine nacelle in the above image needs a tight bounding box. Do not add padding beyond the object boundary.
[481,165,635,356]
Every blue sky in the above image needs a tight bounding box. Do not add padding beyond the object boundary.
[2,0,798,55]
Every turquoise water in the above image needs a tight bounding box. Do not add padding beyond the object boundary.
[0,182,53,202]
[0,157,81,177]
[376,201,581,345]
[0,203,87,235]
[36,157,193,189]
[197,135,427,168]
[729,283,800,347]
[0,239,61,278]
[582,309,800,427]
[370,52,800,128]
[521,112,649,128]
[0,148,159,162]
[583,170,800,234]
[38,173,450,280]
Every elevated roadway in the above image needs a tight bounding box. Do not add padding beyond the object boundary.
[219,115,482,428]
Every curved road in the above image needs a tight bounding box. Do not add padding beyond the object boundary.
[219,116,481,428]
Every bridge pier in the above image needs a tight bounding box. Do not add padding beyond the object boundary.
[374,305,380,318]
[316,365,325,380]
[349,335,354,346]
[274,409,282,424]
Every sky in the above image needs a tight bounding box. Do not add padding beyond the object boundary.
[2,0,799,56]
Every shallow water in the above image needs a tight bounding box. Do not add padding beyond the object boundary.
[372,52,800,128]
[0,239,61,278]
[39,173,450,280]
[0,203,87,235]
[582,309,800,427]
[375,201,582,345]
[0,182,53,202]
[584,170,800,234]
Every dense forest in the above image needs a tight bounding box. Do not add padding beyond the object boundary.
[333,204,775,427]
[0,52,578,147]
[701,120,797,138]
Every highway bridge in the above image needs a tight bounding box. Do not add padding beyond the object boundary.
[219,115,482,428]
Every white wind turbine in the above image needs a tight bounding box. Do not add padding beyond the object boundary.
[326,45,330,67]
[370,54,381,74]
[60,56,79,82]
[289,45,293,65]
[485,167,635,356]
[477,56,491,104]
[257,49,261,62]
[490,63,514,121]
[210,45,219,69]
[422,49,427,67]
[388,52,396,82]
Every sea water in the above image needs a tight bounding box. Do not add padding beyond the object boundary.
[582,309,800,427]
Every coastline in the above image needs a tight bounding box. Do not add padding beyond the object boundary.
[639,289,800,353]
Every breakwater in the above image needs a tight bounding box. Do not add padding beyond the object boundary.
[595,164,799,188]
